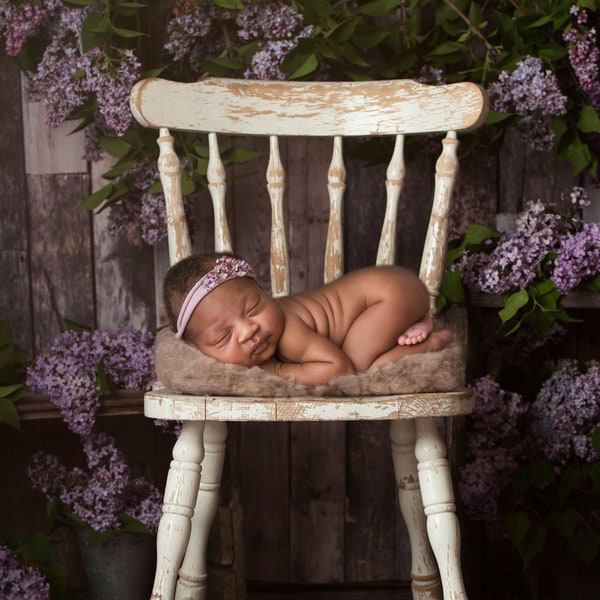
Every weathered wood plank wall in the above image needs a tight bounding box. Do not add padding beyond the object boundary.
[1,51,579,589]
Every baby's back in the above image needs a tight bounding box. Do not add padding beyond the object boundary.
[276,265,421,346]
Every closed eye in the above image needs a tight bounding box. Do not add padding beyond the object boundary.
[214,331,232,346]
[246,299,260,316]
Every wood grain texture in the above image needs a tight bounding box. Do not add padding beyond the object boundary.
[27,173,95,354]
[131,78,489,136]
[0,56,32,353]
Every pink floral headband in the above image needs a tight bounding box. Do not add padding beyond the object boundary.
[175,256,257,339]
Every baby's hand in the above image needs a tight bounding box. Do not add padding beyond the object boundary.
[258,356,282,377]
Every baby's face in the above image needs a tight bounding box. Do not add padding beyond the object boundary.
[185,277,284,367]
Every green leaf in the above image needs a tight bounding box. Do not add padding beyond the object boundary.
[96,361,112,396]
[505,511,530,545]
[516,523,547,568]
[583,273,600,291]
[440,268,465,305]
[356,0,403,17]
[0,397,20,428]
[0,383,24,398]
[498,288,529,323]
[212,0,244,8]
[100,137,134,158]
[77,183,113,211]
[81,12,110,52]
[549,507,578,540]
[112,26,147,40]
[577,106,600,134]
[289,54,319,79]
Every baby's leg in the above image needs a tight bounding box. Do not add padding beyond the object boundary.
[398,314,433,346]
[341,267,433,372]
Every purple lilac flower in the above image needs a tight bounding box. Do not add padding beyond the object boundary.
[0,545,50,600]
[29,431,163,533]
[488,56,568,151]
[236,1,313,80]
[458,199,566,294]
[26,328,155,435]
[17,1,139,136]
[550,222,600,293]
[103,327,156,390]
[140,194,168,245]
[459,376,527,524]
[530,360,600,467]
[563,9,600,110]
[106,160,168,244]
[26,330,105,435]
[164,5,215,61]
[0,0,54,56]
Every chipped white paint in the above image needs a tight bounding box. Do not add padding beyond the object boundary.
[267,136,290,296]
[130,78,489,137]
[207,133,233,254]
[377,134,405,266]
[144,389,474,422]
[157,129,192,264]
[420,131,460,315]
[130,77,489,600]
[324,136,345,282]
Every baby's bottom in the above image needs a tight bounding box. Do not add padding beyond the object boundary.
[341,267,441,372]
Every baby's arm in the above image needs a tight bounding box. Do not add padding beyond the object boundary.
[260,316,354,385]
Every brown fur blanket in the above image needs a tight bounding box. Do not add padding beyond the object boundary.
[155,328,464,397]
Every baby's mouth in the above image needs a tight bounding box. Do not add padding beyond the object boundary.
[251,338,267,355]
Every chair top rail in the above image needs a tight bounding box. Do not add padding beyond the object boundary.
[130,77,489,137]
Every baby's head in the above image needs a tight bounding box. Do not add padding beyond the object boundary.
[163,253,284,367]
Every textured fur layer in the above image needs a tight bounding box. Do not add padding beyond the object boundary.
[155,328,464,397]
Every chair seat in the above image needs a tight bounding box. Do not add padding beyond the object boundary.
[145,388,474,422]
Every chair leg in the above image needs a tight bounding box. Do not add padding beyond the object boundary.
[390,420,442,600]
[151,421,205,600]
[415,417,467,600]
[175,422,228,600]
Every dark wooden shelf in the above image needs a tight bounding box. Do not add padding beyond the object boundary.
[470,289,600,309]
[16,391,144,421]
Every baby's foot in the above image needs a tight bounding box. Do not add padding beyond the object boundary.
[398,315,433,346]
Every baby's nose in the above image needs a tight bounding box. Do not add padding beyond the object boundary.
[238,319,258,342]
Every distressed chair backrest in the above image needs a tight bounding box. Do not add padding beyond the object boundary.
[130,78,488,311]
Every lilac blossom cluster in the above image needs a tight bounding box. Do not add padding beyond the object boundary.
[459,376,528,524]
[26,328,155,435]
[29,430,162,533]
[0,545,49,600]
[0,0,59,57]
[487,56,568,151]
[530,359,600,467]
[460,361,600,528]
[0,0,140,144]
[564,7,600,111]
[457,187,599,296]
[235,1,314,79]
[106,160,168,245]
[164,0,313,80]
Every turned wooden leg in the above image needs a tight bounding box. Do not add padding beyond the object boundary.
[415,417,467,600]
[174,421,228,600]
[390,420,443,600]
[151,421,205,600]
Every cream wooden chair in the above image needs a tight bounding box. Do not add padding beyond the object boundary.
[130,78,488,600]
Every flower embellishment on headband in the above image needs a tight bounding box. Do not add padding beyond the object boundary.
[175,256,257,339]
